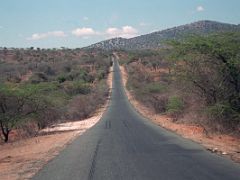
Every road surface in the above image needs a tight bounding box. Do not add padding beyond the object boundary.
[33,59,240,180]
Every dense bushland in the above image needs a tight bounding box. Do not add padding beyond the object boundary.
[0,48,112,142]
[122,32,240,133]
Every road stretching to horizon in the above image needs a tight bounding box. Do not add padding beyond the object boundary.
[33,59,240,180]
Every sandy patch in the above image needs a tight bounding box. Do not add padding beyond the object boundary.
[120,65,240,163]
[0,66,113,180]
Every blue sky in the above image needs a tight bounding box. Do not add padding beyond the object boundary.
[0,0,239,48]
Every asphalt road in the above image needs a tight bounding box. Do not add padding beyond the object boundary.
[33,59,240,180]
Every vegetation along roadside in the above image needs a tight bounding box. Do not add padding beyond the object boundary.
[118,32,240,162]
[0,48,112,143]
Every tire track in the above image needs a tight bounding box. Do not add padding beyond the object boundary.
[88,139,102,180]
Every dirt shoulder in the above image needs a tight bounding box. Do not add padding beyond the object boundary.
[0,66,113,180]
[120,65,240,163]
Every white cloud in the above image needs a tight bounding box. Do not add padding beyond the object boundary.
[72,26,138,39]
[72,27,98,37]
[196,5,204,12]
[106,26,138,38]
[106,27,120,36]
[27,25,138,41]
[123,26,137,34]
[27,31,66,40]
[51,31,66,37]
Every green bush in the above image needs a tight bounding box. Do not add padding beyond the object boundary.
[206,103,240,124]
[145,83,167,94]
[73,81,90,95]
[62,81,90,96]
[30,72,48,84]
[166,96,184,115]
[45,90,70,107]
[97,70,107,80]
[78,70,95,83]
[57,75,66,83]
[0,82,58,97]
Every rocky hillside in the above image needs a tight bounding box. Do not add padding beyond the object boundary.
[87,37,128,50]
[87,20,240,50]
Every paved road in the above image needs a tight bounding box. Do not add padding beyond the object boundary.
[33,59,240,180]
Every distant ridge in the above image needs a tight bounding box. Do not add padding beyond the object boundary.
[86,20,240,50]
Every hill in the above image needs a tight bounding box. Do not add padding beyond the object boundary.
[87,20,240,50]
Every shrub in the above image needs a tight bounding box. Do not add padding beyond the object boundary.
[44,66,55,76]
[66,80,109,120]
[7,75,21,83]
[146,83,167,94]
[45,90,70,107]
[205,103,240,128]
[63,65,71,73]
[36,107,60,129]
[78,70,95,83]
[152,95,168,113]
[57,75,66,83]
[30,72,48,84]
[166,96,184,116]
[97,70,107,80]
[62,81,90,96]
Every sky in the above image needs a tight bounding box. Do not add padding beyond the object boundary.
[0,0,239,48]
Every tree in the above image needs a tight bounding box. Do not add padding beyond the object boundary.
[0,84,48,142]
[169,32,240,127]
